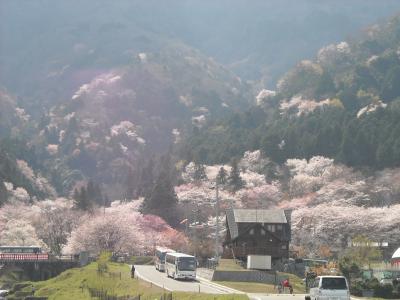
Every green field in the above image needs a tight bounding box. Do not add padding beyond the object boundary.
[213,259,305,294]
[215,274,305,295]
[6,261,248,300]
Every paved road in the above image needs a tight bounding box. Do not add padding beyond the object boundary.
[134,265,359,300]
[135,265,242,294]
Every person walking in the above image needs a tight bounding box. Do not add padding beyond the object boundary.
[131,265,135,278]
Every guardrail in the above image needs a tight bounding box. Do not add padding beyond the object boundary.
[0,253,49,261]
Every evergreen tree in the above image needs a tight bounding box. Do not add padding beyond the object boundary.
[141,154,179,226]
[103,193,111,207]
[0,181,7,206]
[193,162,207,182]
[124,167,137,200]
[141,170,179,227]
[73,186,92,211]
[216,166,227,185]
[137,158,154,197]
[228,160,244,192]
[85,180,103,206]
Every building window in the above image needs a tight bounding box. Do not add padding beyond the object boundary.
[267,225,276,232]
[261,228,266,235]
[249,228,254,235]
[281,244,287,249]
[277,224,283,231]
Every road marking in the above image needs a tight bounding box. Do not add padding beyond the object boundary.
[196,275,244,294]
[135,268,172,292]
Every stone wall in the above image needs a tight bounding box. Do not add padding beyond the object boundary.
[211,270,287,284]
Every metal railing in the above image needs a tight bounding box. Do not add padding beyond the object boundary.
[0,253,49,261]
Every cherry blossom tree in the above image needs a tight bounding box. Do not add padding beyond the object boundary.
[0,219,45,247]
[33,199,79,255]
[65,202,188,255]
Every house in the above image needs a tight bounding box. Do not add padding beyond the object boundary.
[223,208,292,261]
[391,248,400,267]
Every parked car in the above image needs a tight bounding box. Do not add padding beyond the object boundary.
[380,278,393,286]
[306,276,350,300]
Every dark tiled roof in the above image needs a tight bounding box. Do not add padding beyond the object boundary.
[233,209,288,224]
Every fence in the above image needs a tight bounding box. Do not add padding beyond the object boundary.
[88,287,140,300]
[87,289,174,300]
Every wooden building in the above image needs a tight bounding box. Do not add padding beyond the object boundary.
[223,208,292,261]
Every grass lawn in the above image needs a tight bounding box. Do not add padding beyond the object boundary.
[30,262,161,300]
[128,255,154,265]
[215,271,305,294]
[9,261,248,300]
[216,259,249,271]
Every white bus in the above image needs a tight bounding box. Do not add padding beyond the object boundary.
[165,252,197,280]
[154,247,175,272]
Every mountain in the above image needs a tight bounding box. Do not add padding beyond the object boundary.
[1,1,400,260]
[1,1,400,197]
[171,13,400,255]
[181,14,400,170]
[31,43,251,196]
[2,0,400,106]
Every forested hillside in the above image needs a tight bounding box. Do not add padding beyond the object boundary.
[1,1,400,260]
[181,15,400,169]
[1,0,399,199]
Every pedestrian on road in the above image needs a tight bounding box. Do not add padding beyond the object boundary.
[131,265,135,278]
[277,282,283,294]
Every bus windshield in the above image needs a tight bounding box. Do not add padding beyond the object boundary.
[158,252,167,261]
[177,257,196,271]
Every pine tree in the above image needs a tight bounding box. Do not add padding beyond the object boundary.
[141,170,179,226]
[124,167,137,200]
[228,160,244,192]
[137,158,154,197]
[193,163,207,182]
[0,181,7,206]
[141,154,179,226]
[73,186,91,211]
[216,167,227,185]
[103,193,110,207]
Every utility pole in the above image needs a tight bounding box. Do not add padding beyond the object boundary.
[193,204,200,257]
[215,183,220,260]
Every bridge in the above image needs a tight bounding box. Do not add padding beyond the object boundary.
[0,253,49,262]
[0,254,80,281]
[0,253,78,262]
